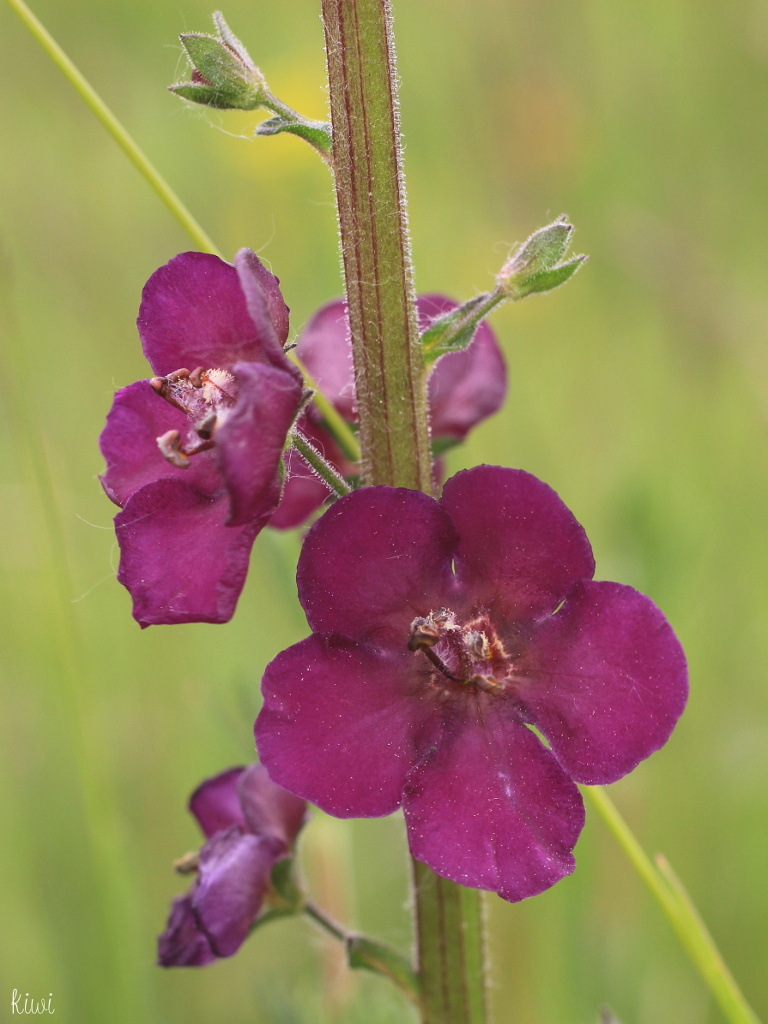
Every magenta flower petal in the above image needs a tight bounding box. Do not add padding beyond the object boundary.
[115,478,261,626]
[403,704,584,901]
[515,581,689,785]
[297,487,459,645]
[190,828,274,958]
[236,763,308,852]
[189,767,248,839]
[441,466,595,620]
[234,248,291,360]
[99,381,191,506]
[428,330,507,441]
[158,895,218,967]
[138,252,273,376]
[294,299,356,420]
[256,634,438,818]
[215,360,303,527]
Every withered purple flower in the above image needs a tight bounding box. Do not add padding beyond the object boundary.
[100,250,304,626]
[255,466,688,902]
[271,295,507,529]
[158,763,307,967]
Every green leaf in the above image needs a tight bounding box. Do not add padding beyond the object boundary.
[168,81,245,109]
[256,116,333,158]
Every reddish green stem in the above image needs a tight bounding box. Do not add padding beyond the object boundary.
[321,0,431,493]
[320,1,487,1021]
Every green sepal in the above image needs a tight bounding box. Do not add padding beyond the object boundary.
[346,935,420,1005]
[180,33,261,91]
[419,292,499,367]
[211,10,252,66]
[256,116,333,159]
[510,253,587,299]
[169,80,257,110]
[506,215,573,275]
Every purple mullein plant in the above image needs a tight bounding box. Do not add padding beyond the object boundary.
[99,250,305,626]
[255,465,688,901]
[158,764,307,967]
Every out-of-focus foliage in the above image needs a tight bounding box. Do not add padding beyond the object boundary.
[1,0,767,1021]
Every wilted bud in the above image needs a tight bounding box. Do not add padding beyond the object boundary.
[170,11,267,110]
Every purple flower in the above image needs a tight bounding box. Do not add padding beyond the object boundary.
[255,466,688,902]
[100,250,305,626]
[158,763,308,967]
[272,296,507,529]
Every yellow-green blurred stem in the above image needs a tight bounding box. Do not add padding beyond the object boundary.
[584,786,761,1024]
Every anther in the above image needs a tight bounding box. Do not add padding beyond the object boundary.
[408,617,441,651]
[469,673,504,694]
[195,411,217,440]
[157,430,190,469]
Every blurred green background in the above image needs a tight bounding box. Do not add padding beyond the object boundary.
[1,0,767,1021]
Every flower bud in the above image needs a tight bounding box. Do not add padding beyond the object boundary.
[169,12,267,110]
[497,215,587,300]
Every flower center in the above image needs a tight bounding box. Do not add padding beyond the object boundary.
[408,608,510,694]
[150,366,239,468]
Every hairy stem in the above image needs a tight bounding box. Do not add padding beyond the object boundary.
[290,430,352,497]
[321,0,431,493]
[320,1,486,1021]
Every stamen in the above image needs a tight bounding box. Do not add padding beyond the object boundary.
[156,429,215,467]
[408,618,441,651]
[157,430,190,469]
[150,366,240,466]
[195,411,217,440]
[420,645,465,683]
[469,673,504,694]
[408,608,509,693]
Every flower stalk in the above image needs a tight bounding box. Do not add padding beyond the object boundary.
[319,0,486,1019]
[289,430,352,498]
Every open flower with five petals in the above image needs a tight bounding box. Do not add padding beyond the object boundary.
[158,763,308,967]
[99,250,305,626]
[255,466,688,901]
